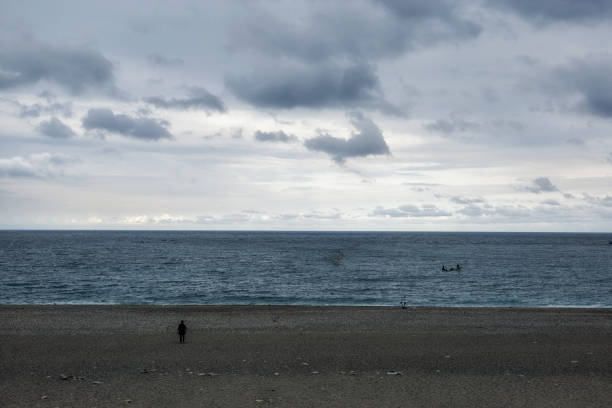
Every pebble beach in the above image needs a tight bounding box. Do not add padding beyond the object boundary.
[2,305,611,407]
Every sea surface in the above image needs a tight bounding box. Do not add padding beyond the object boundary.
[0,231,611,307]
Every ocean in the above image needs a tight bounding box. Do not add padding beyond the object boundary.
[0,231,610,307]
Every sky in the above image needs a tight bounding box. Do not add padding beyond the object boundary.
[1,0,611,231]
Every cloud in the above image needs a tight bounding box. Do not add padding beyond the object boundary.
[82,108,173,141]
[371,204,451,217]
[19,101,72,118]
[254,130,297,143]
[304,112,390,163]
[583,194,612,207]
[607,153,612,164]
[226,63,395,111]
[456,204,536,219]
[146,53,184,66]
[204,127,243,140]
[144,86,226,112]
[0,43,115,94]
[425,117,480,134]
[554,55,612,118]
[522,177,559,193]
[456,204,487,217]
[106,209,345,226]
[541,199,560,206]
[489,0,612,24]
[231,0,480,61]
[37,117,76,139]
[277,211,342,221]
[450,196,486,205]
[566,137,585,146]
[0,153,75,178]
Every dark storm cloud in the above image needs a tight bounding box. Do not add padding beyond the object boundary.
[146,53,184,67]
[554,56,612,118]
[37,117,76,139]
[371,204,451,218]
[232,0,480,61]
[378,0,481,38]
[304,112,390,163]
[144,87,226,112]
[522,177,559,194]
[226,64,393,111]
[0,44,115,94]
[489,0,612,24]
[254,130,297,143]
[82,108,172,141]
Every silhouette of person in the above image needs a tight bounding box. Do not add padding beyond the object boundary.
[177,320,187,343]
[442,265,448,271]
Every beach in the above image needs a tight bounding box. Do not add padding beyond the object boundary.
[1,306,611,407]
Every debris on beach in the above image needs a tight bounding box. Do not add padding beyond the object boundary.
[59,374,85,381]
[92,381,102,385]
[386,371,402,376]
[197,372,219,376]
[140,368,157,374]
[311,371,320,375]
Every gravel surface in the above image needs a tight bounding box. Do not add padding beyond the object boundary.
[1,306,611,407]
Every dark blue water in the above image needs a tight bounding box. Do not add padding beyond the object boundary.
[0,231,610,307]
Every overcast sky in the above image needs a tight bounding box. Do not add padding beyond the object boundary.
[1,0,612,231]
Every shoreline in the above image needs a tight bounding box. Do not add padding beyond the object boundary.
[4,305,612,335]
[2,306,611,407]
[4,304,612,312]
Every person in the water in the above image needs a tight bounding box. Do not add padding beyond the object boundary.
[442,265,448,271]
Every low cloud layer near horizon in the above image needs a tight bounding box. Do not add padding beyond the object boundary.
[1,0,611,231]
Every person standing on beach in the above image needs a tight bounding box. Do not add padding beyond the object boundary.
[177,320,187,343]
